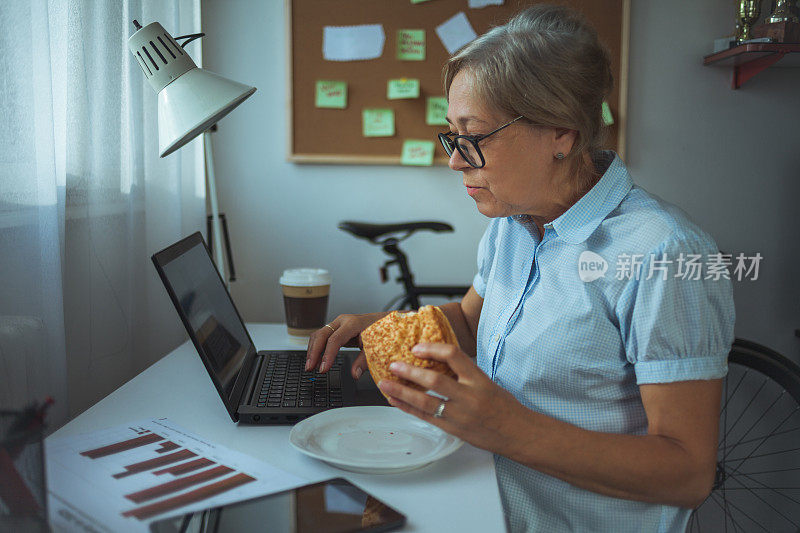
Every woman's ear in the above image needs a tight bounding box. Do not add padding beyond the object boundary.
[553,128,578,156]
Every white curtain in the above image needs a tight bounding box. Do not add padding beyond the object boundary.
[0,0,205,429]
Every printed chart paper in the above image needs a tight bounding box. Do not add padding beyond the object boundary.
[323,24,385,61]
[401,140,436,166]
[46,418,306,532]
[316,80,348,108]
[397,29,426,61]
[435,12,478,54]
[387,79,420,100]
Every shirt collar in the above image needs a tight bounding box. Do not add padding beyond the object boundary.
[540,150,633,244]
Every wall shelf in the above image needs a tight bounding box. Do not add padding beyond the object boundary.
[703,43,800,88]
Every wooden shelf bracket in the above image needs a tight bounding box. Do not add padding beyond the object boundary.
[733,50,788,88]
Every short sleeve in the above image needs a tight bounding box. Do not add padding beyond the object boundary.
[472,219,500,298]
[615,235,736,385]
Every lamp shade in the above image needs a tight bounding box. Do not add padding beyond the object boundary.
[128,22,256,157]
[157,69,256,157]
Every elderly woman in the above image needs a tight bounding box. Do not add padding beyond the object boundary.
[306,5,734,532]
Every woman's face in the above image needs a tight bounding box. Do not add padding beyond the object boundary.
[446,70,575,220]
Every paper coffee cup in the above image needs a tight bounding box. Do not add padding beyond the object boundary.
[280,268,331,342]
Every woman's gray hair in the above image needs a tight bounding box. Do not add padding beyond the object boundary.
[444,4,613,191]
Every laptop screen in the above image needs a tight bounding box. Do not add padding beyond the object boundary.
[154,234,254,414]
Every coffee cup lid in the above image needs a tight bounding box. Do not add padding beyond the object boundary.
[280,268,331,287]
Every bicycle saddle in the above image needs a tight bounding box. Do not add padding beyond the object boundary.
[338,221,454,242]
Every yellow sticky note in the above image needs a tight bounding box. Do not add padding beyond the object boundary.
[401,140,435,166]
[426,97,449,126]
[315,80,347,109]
[387,79,420,100]
[602,101,614,126]
[397,29,425,61]
[363,109,395,137]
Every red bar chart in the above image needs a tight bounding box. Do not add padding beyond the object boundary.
[79,432,163,459]
[153,457,214,476]
[78,432,253,518]
[47,419,305,531]
[125,465,234,503]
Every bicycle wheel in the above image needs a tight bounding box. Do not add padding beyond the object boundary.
[687,339,800,532]
[383,293,414,311]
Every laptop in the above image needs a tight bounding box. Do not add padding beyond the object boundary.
[152,232,387,425]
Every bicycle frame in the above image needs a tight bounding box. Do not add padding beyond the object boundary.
[379,238,468,311]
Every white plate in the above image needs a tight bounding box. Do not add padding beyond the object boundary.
[289,406,463,474]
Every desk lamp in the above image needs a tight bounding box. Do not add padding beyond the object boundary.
[128,20,256,281]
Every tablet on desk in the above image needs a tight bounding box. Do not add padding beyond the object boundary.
[149,477,406,533]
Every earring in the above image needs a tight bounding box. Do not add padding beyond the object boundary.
[555,152,565,160]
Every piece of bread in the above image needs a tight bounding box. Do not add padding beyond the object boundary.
[361,305,459,400]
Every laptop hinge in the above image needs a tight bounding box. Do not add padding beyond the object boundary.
[241,352,265,406]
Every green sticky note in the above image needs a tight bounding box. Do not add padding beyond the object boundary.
[387,79,420,100]
[411,0,432,3]
[426,97,449,126]
[601,101,614,126]
[397,29,425,61]
[315,80,347,109]
[363,109,395,137]
[401,140,435,166]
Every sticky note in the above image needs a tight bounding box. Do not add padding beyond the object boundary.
[387,79,420,100]
[323,24,385,61]
[469,0,504,7]
[401,140,435,166]
[411,0,432,3]
[397,29,425,61]
[426,97,449,126]
[315,80,347,109]
[435,12,478,54]
[601,101,614,126]
[363,109,395,137]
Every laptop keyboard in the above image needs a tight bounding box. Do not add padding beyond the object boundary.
[256,352,344,409]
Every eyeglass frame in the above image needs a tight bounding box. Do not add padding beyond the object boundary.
[437,115,524,169]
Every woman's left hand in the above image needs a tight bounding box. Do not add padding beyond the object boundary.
[377,342,530,456]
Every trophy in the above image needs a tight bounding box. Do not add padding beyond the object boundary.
[736,0,762,42]
[767,0,799,22]
[753,0,800,41]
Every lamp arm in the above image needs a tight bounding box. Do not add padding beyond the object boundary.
[132,19,204,48]
[174,33,205,48]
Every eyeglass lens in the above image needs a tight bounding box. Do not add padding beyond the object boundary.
[455,138,480,167]
[439,134,481,167]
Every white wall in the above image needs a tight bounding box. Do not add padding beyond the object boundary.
[202,0,800,360]
[624,0,800,360]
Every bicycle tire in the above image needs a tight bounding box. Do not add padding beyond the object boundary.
[382,293,410,312]
[687,339,800,532]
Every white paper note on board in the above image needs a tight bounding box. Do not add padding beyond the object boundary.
[323,24,386,61]
[468,0,504,7]
[435,12,478,54]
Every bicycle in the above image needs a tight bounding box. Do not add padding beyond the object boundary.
[687,338,800,532]
[338,220,470,311]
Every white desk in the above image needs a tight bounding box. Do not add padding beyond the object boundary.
[49,323,506,532]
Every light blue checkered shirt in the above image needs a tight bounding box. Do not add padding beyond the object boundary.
[473,151,735,533]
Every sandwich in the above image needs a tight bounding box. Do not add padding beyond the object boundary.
[361,305,459,399]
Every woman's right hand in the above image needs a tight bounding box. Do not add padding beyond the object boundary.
[305,312,389,378]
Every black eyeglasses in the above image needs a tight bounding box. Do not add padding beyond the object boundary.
[437,116,524,168]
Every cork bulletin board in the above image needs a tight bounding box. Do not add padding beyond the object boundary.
[287,0,630,165]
